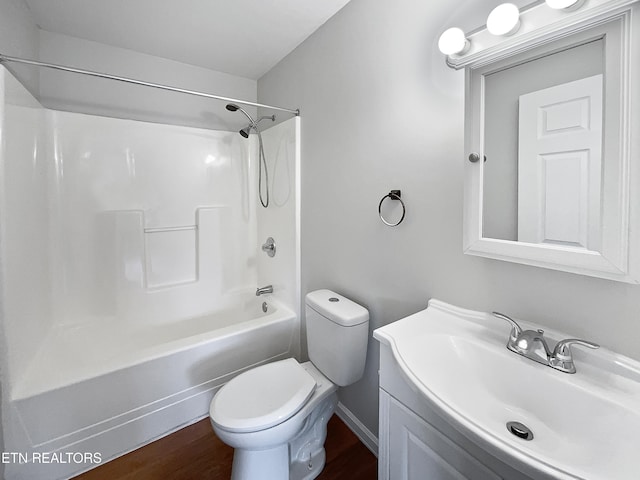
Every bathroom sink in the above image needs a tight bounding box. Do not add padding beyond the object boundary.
[374,300,640,480]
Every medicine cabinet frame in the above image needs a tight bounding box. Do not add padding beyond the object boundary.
[460,0,640,283]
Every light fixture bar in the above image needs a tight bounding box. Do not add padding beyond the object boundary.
[441,0,637,69]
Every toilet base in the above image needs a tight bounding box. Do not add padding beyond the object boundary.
[289,392,337,480]
[226,392,338,480]
[289,446,326,480]
[231,444,289,480]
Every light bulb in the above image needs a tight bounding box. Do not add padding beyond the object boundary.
[438,27,470,56]
[545,0,585,9]
[487,3,521,36]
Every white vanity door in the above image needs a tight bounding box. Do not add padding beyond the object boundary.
[383,391,501,480]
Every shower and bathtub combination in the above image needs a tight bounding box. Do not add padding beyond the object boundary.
[0,59,301,479]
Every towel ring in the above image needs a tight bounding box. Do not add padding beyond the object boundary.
[378,190,406,227]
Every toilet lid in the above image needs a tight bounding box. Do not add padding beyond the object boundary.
[210,358,317,433]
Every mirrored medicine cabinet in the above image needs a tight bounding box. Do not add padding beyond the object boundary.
[457,0,640,283]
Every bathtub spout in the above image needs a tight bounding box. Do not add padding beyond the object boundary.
[256,285,273,296]
[256,285,273,297]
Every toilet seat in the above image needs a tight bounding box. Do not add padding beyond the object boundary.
[210,358,317,433]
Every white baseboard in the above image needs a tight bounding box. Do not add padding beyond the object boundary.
[335,401,378,457]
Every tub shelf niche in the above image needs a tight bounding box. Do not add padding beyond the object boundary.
[144,224,198,289]
[88,205,259,324]
[98,206,224,292]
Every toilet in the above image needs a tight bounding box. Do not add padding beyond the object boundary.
[209,289,369,480]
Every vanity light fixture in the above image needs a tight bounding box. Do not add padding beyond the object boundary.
[438,27,470,55]
[486,3,521,36]
[545,0,585,10]
[438,0,594,67]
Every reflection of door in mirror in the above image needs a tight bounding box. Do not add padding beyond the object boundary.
[482,39,603,244]
[518,75,602,251]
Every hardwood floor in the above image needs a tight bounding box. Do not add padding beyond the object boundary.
[73,415,377,480]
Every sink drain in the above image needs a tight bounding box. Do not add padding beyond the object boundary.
[507,421,534,441]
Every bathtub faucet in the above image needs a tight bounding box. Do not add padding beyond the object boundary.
[256,285,273,296]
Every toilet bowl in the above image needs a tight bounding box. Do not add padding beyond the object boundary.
[209,290,369,480]
[210,360,337,480]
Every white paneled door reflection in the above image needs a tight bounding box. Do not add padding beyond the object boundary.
[517,74,602,250]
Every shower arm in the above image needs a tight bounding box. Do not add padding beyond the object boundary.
[257,115,276,124]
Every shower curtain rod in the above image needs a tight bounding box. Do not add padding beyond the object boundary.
[0,53,300,116]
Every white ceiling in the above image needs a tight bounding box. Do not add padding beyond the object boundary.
[23,0,353,80]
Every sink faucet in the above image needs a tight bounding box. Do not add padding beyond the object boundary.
[550,339,600,374]
[256,285,273,296]
[492,312,599,374]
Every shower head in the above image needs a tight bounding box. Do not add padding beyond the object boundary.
[238,115,274,137]
[239,126,252,138]
[226,103,257,138]
[226,105,271,209]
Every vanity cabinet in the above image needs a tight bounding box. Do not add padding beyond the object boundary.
[378,346,535,480]
[374,299,640,479]
[381,391,500,480]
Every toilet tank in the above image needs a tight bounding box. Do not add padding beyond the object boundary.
[305,289,369,387]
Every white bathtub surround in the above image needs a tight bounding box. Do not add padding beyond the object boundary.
[0,68,51,393]
[257,117,302,317]
[0,67,300,479]
[45,110,257,325]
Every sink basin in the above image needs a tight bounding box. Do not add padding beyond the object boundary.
[374,300,640,480]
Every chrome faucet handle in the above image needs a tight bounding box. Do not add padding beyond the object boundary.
[261,237,276,257]
[550,338,599,374]
[552,338,599,361]
[492,312,523,343]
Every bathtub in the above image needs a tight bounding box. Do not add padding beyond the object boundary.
[7,297,297,480]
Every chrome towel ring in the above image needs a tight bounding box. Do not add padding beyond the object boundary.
[378,190,406,227]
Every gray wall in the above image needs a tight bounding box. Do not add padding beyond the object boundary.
[37,30,257,131]
[258,0,640,438]
[0,0,40,95]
